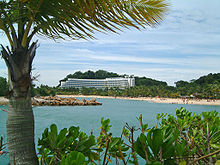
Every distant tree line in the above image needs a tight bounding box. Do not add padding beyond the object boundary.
[1,72,219,99]
[0,77,8,96]
[37,72,220,99]
[60,70,120,82]
[60,70,168,87]
[174,73,220,99]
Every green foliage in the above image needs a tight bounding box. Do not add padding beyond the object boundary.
[60,70,168,87]
[0,77,8,96]
[38,124,98,164]
[0,0,169,48]
[61,151,88,165]
[175,80,189,88]
[30,72,220,99]
[194,73,220,85]
[58,71,220,99]
[1,0,169,164]
[60,70,120,82]
[31,85,59,96]
[135,77,167,87]
[0,136,7,156]
[161,108,220,164]
[175,73,220,99]
[97,118,129,164]
[38,109,220,165]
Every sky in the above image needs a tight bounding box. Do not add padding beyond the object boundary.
[0,0,220,86]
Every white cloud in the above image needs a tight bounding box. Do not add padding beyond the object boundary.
[0,69,7,78]
[1,0,220,87]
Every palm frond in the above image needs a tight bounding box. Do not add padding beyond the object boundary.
[32,0,169,41]
[0,0,169,47]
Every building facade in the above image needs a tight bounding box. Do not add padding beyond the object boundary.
[60,77,135,89]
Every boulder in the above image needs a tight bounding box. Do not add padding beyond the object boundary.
[32,96,102,106]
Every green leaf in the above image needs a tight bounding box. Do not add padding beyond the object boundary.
[61,151,88,165]
[179,160,186,165]
[50,124,58,138]
[147,128,163,157]
[175,141,186,157]
[57,128,68,148]
[134,137,147,159]
[215,160,220,165]
[149,161,162,165]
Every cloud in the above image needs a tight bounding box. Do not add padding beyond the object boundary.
[0,69,7,78]
[1,0,220,87]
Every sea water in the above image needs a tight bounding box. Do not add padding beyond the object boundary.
[1,98,220,164]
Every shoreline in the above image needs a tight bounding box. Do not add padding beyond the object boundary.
[1,96,220,106]
[58,95,220,106]
[0,97,9,105]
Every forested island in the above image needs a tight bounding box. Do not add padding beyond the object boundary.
[0,70,219,99]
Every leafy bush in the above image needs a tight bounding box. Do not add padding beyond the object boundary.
[38,108,220,165]
[0,77,8,96]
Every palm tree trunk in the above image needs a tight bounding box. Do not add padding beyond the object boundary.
[7,90,38,164]
[1,43,38,165]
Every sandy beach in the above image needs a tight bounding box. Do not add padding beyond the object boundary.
[0,97,9,105]
[58,95,220,106]
[1,96,220,106]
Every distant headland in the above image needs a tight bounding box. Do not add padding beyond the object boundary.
[0,70,219,103]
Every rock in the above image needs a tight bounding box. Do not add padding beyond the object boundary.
[90,98,96,102]
[32,96,102,106]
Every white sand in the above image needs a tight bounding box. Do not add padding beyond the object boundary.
[58,95,220,106]
[0,97,9,105]
[1,96,220,106]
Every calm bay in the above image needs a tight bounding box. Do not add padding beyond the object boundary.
[1,98,220,164]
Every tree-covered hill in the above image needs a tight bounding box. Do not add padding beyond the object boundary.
[135,77,167,87]
[175,73,220,88]
[61,70,167,87]
[2,72,220,99]
[174,73,220,98]
[0,77,8,96]
[61,70,120,81]
[193,73,220,85]
[58,71,220,99]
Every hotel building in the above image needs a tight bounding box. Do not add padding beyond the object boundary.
[60,77,135,89]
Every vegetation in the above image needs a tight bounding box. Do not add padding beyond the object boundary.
[60,70,120,82]
[32,71,219,99]
[175,73,220,99]
[0,0,168,164]
[0,71,217,99]
[37,108,220,165]
[31,84,56,97]
[60,70,168,87]
[135,76,167,87]
[0,136,7,156]
[0,77,8,96]
[0,71,218,99]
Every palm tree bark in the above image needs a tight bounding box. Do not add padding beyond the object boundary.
[1,43,38,165]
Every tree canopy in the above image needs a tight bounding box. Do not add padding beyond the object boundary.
[0,0,169,164]
[0,77,8,96]
[61,70,120,81]
[55,71,220,99]
[193,73,220,85]
[61,70,168,86]
[0,0,169,49]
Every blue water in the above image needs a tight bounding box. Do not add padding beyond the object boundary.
[1,98,220,164]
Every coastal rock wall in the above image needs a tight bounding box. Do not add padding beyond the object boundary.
[32,96,102,106]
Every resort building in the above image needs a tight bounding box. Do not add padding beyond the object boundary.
[60,77,135,89]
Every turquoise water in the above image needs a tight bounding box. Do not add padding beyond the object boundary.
[1,98,220,164]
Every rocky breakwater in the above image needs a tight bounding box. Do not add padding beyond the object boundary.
[32,96,102,106]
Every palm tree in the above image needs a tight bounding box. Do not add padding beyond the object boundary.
[0,0,168,164]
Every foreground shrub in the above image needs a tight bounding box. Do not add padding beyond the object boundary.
[38,108,220,165]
